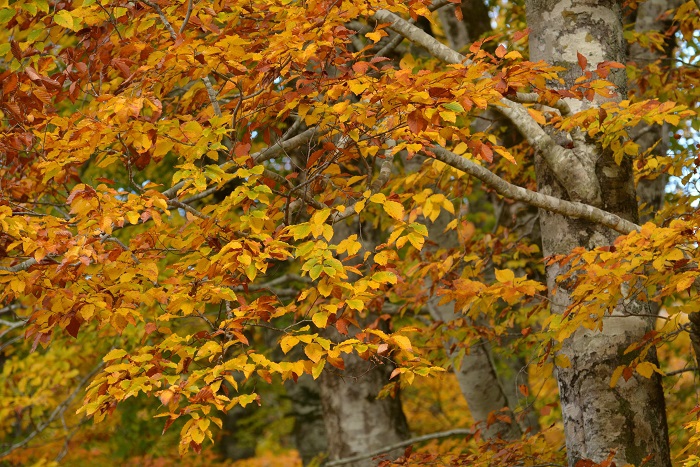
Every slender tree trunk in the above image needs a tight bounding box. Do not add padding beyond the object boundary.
[627,0,680,223]
[526,1,671,465]
[425,210,522,440]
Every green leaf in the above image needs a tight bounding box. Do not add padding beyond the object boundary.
[443,101,465,113]
[0,8,16,25]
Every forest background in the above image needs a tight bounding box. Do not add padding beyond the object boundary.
[0,0,699,465]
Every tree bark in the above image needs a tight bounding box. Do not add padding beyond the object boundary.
[526,1,671,465]
[317,220,409,467]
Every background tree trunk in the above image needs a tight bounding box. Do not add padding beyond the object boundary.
[316,220,409,466]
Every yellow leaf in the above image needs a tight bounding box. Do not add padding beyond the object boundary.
[676,274,697,292]
[636,361,658,378]
[374,250,391,266]
[305,343,324,363]
[348,80,368,95]
[554,354,571,368]
[346,299,364,311]
[311,208,331,226]
[54,10,77,31]
[366,30,387,43]
[103,349,128,361]
[527,108,547,125]
[312,311,328,328]
[312,359,326,379]
[439,111,456,123]
[126,211,140,225]
[392,335,412,351]
[383,201,404,221]
[372,271,397,284]
[369,193,386,203]
[337,234,361,256]
[495,268,515,283]
[280,335,299,354]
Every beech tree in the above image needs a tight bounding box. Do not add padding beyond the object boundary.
[1,0,699,466]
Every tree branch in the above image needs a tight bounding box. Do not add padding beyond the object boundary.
[429,146,639,234]
[161,127,324,199]
[140,0,177,40]
[373,9,602,205]
[324,428,473,466]
[0,258,38,273]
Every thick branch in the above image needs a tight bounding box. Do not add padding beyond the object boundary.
[324,428,473,466]
[0,258,38,273]
[429,146,639,234]
[373,9,602,205]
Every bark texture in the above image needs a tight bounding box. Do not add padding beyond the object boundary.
[526,1,671,465]
[424,211,522,440]
[317,220,409,467]
[287,375,328,465]
[627,0,680,223]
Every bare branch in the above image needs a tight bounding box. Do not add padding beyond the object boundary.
[202,76,222,117]
[140,0,177,40]
[179,0,194,34]
[0,258,38,273]
[429,146,640,234]
[167,199,211,220]
[512,92,572,117]
[324,428,473,466]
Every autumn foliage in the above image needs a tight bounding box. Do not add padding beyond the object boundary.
[0,0,699,465]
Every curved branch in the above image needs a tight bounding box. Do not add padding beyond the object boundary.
[429,146,639,234]
[324,428,473,466]
[373,9,602,205]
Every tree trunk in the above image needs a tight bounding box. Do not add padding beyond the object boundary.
[425,210,522,440]
[317,220,409,467]
[526,1,671,465]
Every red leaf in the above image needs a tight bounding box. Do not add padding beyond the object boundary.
[513,28,531,42]
[390,367,401,380]
[407,109,427,134]
[234,142,251,157]
[352,61,370,74]
[495,44,507,58]
[479,143,493,163]
[66,317,81,338]
[306,149,324,168]
[577,52,587,71]
[336,318,349,335]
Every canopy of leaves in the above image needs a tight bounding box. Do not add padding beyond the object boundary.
[0,0,698,465]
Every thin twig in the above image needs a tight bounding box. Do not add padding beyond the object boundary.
[665,367,698,377]
[179,0,193,34]
[141,0,177,40]
[324,428,473,466]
